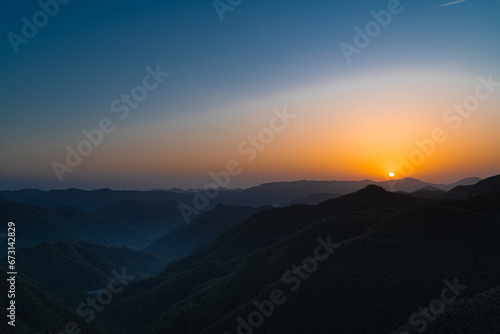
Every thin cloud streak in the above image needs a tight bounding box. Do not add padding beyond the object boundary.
[435,0,467,7]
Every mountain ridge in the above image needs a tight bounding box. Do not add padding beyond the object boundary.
[0,176,482,211]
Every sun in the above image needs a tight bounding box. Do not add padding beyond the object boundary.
[389,172,395,178]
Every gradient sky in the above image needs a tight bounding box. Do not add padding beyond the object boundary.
[1,0,499,190]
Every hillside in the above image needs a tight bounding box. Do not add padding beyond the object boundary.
[93,200,185,240]
[0,177,481,210]
[447,174,500,199]
[424,285,500,333]
[99,185,424,332]
[145,204,269,260]
[96,186,500,333]
[288,192,341,205]
[3,180,499,333]
[0,199,81,248]
[0,199,184,250]
[152,193,500,333]
[0,188,190,211]
[3,241,165,306]
[410,186,447,199]
[0,264,106,334]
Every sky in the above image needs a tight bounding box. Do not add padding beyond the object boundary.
[1,0,499,190]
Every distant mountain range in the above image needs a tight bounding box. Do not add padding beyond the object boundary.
[0,176,484,211]
[1,176,496,253]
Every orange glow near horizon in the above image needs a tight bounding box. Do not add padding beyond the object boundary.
[64,70,499,188]
[6,70,498,189]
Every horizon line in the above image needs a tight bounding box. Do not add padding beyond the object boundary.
[0,175,486,192]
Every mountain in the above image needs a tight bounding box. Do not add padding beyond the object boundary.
[443,176,483,191]
[4,178,500,333]
[165,187,188,194]
[52,205,153,249]
[97,185,500,334]
[0,188,191,211]
[381,177,449,193]
[93,200,185,240]
[0,264,106,334]
[99,185,424,332]
[235,180,374,206]
[410,186,447,199]
[0,199,178,250]
[160,192,500,333]
[145,204,269,260]
[447,174,500,199]
[0,199,81,249]
[3,241,165,306]
[0,177,482,210]
[423,285,500,333]
[288,193,341,206]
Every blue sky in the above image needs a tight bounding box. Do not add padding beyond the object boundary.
[1,0,499,189]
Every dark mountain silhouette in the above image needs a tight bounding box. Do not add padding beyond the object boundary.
[0,177,481,210]
[0,264,105,333]
[0,199,177,250]
[0,188,191,211]
[443,176,483,191]
[95,185,500,334]
[3,175,499,333]
[447,174,500,199]
[235,180,375,205]
[165,187,189,194]
[0,199,81,248]
[423,285,500,333]
[410,185,447,199]
[2,241,164,306]
[94,200,185,240]
[382,176,482,192]
[98,186,423,332]
[382,177,450,193]
[288,192,341,206]
[145,204,269,260]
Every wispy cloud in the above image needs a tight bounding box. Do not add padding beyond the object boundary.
[435,0,467,7]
